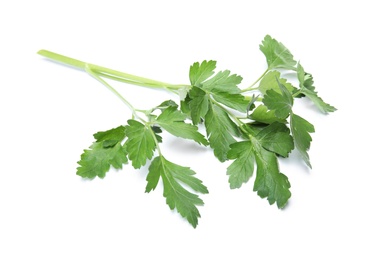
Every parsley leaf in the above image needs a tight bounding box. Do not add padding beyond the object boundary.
[248,105,287,124]
[77,126,128,179]
[256,122,294,157]
[125,119,156,169]
[297,63,337,114]
[260,34,297,70]
[146,156,208,228]
[205,103,239,162]
[202,70,243,94]
[155,106,209,146]
[189,60,216,86]
[189,61,248,113]
[187,61,248,161]
[263,78,315,167]
[187,86,210,125]
[227,137,292,207]
[258,70,297,95]
[155,99,178,111]
[290,113,315,168]
[253,144,291,208]
[227,141,255,189]
[211,92,249,113]
[263,78,293,119]
[93,125,126,148]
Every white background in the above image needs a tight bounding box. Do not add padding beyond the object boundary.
[1,0,373,259]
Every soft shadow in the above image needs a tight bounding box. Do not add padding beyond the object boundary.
[166,138,210,154]
[279,150,312,174]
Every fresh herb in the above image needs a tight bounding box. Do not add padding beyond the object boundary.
[38,35,336,228]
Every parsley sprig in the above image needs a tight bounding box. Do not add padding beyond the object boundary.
[38,35,336,228]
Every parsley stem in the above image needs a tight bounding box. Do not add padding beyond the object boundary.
[88,64,183,91]
[240,68,269,93]
[292,90,302,97]
[93,71,182,96]
[38,50,185,92]
[37,49,86,69]
[85,65,137,116]
[94,71,165,89]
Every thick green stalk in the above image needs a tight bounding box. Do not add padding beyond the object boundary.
[37,50,187,91]
[38,50,86,69]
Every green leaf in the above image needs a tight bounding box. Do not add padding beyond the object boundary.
[77,142,128,179]
[248,105,287,124]
[146,156,208,228]
[155,99,178,111]
[297,64,337,114]
[93,125,126,148]
[156,106,209,146]
[188,86,210,125]
[125,119,156,169]
[202,70,242,94]
[211,92,249,113]
[256,122,294,157]
[180,94,192,115]
[188,63,246,123]
[253,146,291,208]
[93,125,126,143]
[205,103,239,162]
[242,123,267,136]
[189,60,216,86]
[77,126,128,178]
[258,70,297,95]
[290,113,315,168]
[227,141,255,189]
[263,79,293,119]
[302,87,337,113]
[260,34,297,70]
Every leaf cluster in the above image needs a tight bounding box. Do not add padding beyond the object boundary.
[69,35,336,227]
[77,105,209,228]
